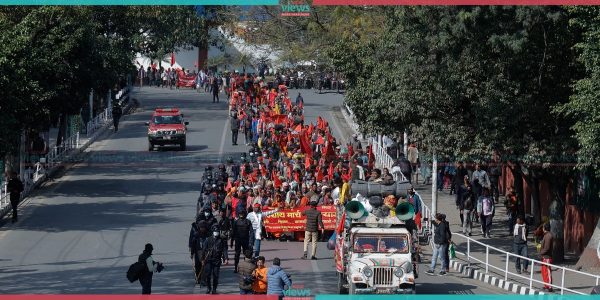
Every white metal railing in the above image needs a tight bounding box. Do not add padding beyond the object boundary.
[452,233,600,295]
[371,139,430,236]
[0,86,131,219]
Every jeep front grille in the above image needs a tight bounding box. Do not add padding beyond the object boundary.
[373,267,394,286]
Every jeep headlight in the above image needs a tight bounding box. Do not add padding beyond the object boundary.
[362,266,373,277]
[394,267,404,278]
[176,129,184,134]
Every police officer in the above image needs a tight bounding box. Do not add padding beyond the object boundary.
[231,208,253,273]
[201,226,227,294]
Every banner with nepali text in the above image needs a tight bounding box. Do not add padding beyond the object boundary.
[263,205,337,233]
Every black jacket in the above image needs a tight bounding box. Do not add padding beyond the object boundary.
[7,178,24,202]
[433,221,451,245]
[302,207,324,232]
[231,118,240,131]
[201,236,226,263]
[453,167,468,186]
[238,259,256,290]
[232,218,253,241]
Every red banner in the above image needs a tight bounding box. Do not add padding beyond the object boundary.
[263,205,337,233]
[177,73,196,88]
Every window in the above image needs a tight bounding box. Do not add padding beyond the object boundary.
[353,234,409,254]
[153,115,182,125]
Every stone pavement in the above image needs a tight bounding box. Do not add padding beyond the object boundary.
[413,181,599,294]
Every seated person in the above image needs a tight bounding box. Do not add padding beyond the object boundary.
[368,169,383,183]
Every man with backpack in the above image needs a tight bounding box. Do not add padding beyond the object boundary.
[138,243,164,294]
[237,250,256,294]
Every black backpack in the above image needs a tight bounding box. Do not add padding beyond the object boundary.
[127,252,150,283]
[127,261,146,283]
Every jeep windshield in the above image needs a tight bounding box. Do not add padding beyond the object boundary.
[352,234,409,254]
[153,115,182,125]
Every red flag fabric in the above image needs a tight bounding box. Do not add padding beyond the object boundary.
[316,166,324,182]
[348,144,354,157]
[307,123,314,136]
[171,53,175,66]
[299,131,313,156]
[273,170,282,189]
[336,211,346,234]
[305,155,312,169]
[328,162,334,181]
[315,135,325,145]
[225,178,232,191]
[342,168,352,183]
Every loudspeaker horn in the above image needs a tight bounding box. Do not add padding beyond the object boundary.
[345,200,368,220]
[395,202,415,221]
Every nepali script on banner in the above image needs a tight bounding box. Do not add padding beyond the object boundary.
[177,74,196,88]
[263,205,337,233]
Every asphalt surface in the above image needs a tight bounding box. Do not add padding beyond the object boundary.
[0,87,501,295]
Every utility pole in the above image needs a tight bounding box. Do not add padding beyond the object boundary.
[89,89,94,123]
[403,131,408,156]
[432,153,438,216]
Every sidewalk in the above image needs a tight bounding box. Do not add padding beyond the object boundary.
[414,181,598,294]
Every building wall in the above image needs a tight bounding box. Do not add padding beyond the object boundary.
[500,165,598,255]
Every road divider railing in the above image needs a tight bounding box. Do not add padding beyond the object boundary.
[451,232,600,295]
[0,86,132,220]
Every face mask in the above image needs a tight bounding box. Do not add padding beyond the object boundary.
[213,232,219,237]
[205,212,210,217]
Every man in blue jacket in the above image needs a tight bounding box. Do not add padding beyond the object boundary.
[267,257,292,299]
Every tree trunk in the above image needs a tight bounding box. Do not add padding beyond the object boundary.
[548,177,567,263]
[531,175,541,225]
[512,164,525,216]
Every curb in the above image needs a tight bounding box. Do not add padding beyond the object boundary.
[449,259,545,295]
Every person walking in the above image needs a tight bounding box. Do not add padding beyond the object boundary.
[488,163,501,203]
[426,213,450,276]
[212,76,220,103]
[238,250,256,294]
[138,243,164,295]
[462,185,475,236]
[478,188,495,238]
[231,209,253,273]
[301,200,325,260]
[539,223,554,292]
[513,215,529,274]
[201,226,226,294]
[247,203,278,257]
[267,257,292,299]
[7,172,24,223]
[231,114,240,146]
[252,256,268,295]
[112,103,123,133]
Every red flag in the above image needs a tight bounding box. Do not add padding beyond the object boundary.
[328,162,334,181]
[294,124,302,133]
[336,212,346,234]
[307,123,314,136]
[305,155,312,169]
[348,144,354,157]
[299,130,313,156]
[294,171,300,183]
[250,169,258,182]
[273,170,282,189]
[225,178,232,191]
[171,52,175,66]
[316,166,324,182]
[315,135,325,145]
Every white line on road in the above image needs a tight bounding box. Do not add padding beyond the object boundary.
[219,116,230,161]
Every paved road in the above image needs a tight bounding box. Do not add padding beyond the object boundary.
[0,87,501,295]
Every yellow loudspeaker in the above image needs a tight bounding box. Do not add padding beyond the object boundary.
[395,202,415,221]
[345,201,368,220]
